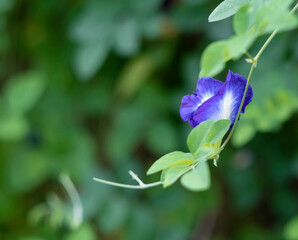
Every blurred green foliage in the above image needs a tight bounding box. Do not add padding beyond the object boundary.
[0,0,297,239]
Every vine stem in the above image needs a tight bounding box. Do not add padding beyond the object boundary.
[221,2,298,149]
[254,29,278,62]
[93,170,162,189]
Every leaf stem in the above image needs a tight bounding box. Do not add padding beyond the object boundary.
[128,170,145,186]
[254,29,278,62]
[245,51,255,63]
[93,170,162,189]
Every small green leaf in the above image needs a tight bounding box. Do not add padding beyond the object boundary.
[199,41,227,77]
[161,164,192,188]
[208,0,250,22]
[4,71,46,114]
[227,34,255,60]
[233,0,297,36]
[205,119,231,143]
[199,34,255,77]
[233,4,252,35]
[187,120,214,155]
[187,119,230,157]
[255,0,297,35]
[147,151,194,175]
[180,160,210,191]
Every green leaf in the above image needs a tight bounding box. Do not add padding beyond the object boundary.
[161,163,192,187]
[233,0,297,36]
[4,71,46,115]
[233,4,252,35]
[208,0,250,22]
[199,34,255,77]
[180,160,210,191]
[187,119,230,157]
[205,119,231,143]
[255,0,297,34]
[227,34,255,59]
[187,120,214,154]
[147,151,194,175]
[73,41,110,80]
[199,41,227,77]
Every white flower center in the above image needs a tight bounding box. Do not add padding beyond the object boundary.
[195,91,214,110]
[217,91,234,120]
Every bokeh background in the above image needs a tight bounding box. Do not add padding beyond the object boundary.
[0,0,297,239]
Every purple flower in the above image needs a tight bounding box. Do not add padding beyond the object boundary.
[180,70,253,128]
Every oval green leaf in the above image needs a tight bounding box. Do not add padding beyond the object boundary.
[208,0,250,23]
[147,151,194,175]
[180,160,210,191]
[161,164,192,188]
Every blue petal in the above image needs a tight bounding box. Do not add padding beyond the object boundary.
[195,77,224,103]
[180,94,202,124]
[180,77,223,127]
[193,71,253,127]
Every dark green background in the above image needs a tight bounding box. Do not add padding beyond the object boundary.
[0,0,297,239]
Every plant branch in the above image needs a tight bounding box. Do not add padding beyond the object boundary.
[93,170,162,189]
[245,51,256,65]
[129,170,145,186]
[254,29,278,62]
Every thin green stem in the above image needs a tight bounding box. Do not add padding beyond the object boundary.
[245,51,255,63]
[93,170,162,189]
[254,28,278,61]
[128,170,145,186]
[93,177,162,189]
